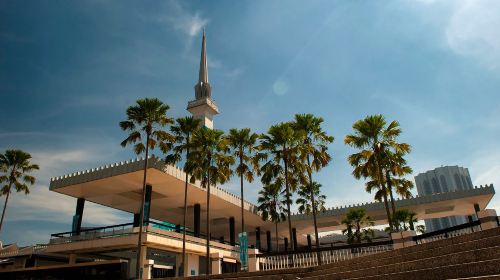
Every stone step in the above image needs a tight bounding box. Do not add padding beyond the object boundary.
[347,258,500,280]
[167,227,500,280]
[301,228,500,277]
[306,234,500,277]
[452,275,500,280]
[300,246,500,280]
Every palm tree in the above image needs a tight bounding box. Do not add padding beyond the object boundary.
[296,182,326,216]
[225,128,260,237]
[257,181,287,251]
[292,113,333,263]
[164,116,200,276]
[383,150,412,223]
[119,97,174,279]
[0,150,39,234]
[186,127,234,275]
[344,115,407,231]
[341,208,375,244]
[259,122,303,250]
[393,209,418,231]
[392,177,414,199]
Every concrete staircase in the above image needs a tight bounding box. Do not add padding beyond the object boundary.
[170,226,500,280]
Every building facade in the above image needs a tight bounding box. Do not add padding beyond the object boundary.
[415,166,475,231]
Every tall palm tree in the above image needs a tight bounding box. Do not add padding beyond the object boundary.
[186,127,234,275]
[119,97,174,279]
[225,128,260,237]
[292,113,333,263]
[296,182,326,216]
[164,116,200,276]
[344,115,407,231]
[0,150,39,234]
[259,122,303,251]
[257,180,286,251]
[341,208,375,244]
[381,149,412,223]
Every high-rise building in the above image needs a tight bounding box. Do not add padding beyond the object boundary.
[414,166,475,231]
[187,30,219,129]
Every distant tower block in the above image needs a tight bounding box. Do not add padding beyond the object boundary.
[187,30,219,129]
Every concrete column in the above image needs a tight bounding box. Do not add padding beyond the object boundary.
[194,204,201,237]
[266,231,272,252]
[255,227,261,250]
[229,217,235,246]
[68,254,77,264]
[72,198,85,234]
[307,234,312,250]
[478,209,498,230]
[144,185,152,225]
[177,253,200,277]
[292,228,297,250]
[139,246,153,279]
[143,260,153,280]
[133,213,140,227]
[210,252,223,275]
[391,230,416,249]
[248,248,260,272]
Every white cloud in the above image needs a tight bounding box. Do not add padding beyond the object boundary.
[154,0,209,42]
[2,144,129,228]
[445,0,500,69]
[10,186,128,225]
[170,10,209,38]
[466,147,500,212]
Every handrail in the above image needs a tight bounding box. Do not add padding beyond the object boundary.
[260,239,393,257]
[413,220,480,242]
[147,220,241,246]
[51,222,134,237]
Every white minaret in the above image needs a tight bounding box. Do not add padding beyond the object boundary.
[187,30,219,129]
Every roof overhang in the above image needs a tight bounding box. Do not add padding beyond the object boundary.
[50,156,496,244]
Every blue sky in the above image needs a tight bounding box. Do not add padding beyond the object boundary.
[1,0,500,245]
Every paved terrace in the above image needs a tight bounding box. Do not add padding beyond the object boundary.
[49,156,495,247]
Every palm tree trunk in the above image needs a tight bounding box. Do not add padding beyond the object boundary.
[381,188,392,230]
[386,171,397,216]
[307,156,322,265]
[283,149,294,251]
[386,170,398,230]
[240,151,245,235]
[181,144,190,277]
[275,221,279,252]
[378,168,392,231]
[136,132,150,280]
[0,184,12,234]
[206,166,211,275]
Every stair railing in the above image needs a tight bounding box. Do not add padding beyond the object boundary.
[413,220,481,244]
[258,240,393,271]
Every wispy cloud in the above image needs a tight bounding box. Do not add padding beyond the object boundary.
[10,186,129,225]
[444,1,500,69]
[153,0,209,51]
[2,141,129,232]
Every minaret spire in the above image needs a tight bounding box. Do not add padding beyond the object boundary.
[187,29,219,129]
[198,28,208,84]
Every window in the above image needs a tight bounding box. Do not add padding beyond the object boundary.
[432,178,441,193]
[462,175,470,190]
[440,175,449,192]
[423,180,432,194]
[454,174,463,190]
